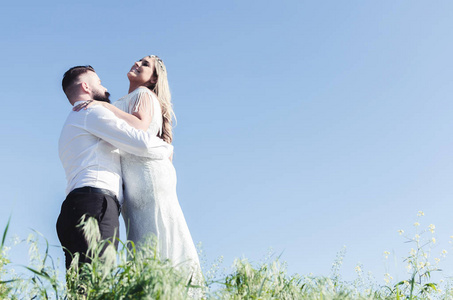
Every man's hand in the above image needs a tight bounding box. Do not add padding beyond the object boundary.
[73,100,103,111]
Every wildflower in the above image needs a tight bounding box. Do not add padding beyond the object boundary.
[417,211,425,217]
[410,248,416,256]
[441,249,448,257]
[398,229,404,235]
[432,237,436,244]
[418,261,426,270]
[1,246,10,255]
[26,233,34,243]
[355,265,362,273]
[414,222,420,227]
[428,224,435,233]
[384,273,393,284]
[383,251,390,259]
[414,234,420,241]
[435,258,441,264]
[12,235,21,246]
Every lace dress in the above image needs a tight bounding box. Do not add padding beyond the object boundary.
[114,87,202,287]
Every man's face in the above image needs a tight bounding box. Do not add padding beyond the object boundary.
[84,71,111,103]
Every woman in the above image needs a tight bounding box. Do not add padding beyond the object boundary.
[75,55,202,286]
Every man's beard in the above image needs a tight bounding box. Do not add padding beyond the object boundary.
[93,90,111,103]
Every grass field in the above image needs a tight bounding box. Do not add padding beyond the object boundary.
[1,212,452,299]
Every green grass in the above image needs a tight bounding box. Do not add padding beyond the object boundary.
[1,212,452,299]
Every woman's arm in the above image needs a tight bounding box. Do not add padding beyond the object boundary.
[105,98,152,131]
[74,92,154,131]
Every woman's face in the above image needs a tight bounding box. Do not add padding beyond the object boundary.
[127,56,156,86]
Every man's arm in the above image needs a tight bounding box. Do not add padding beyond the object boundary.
[83,105,172,159]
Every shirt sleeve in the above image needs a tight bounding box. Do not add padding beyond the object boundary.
[83,105,173,159]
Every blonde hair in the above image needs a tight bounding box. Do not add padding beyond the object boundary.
[146,55,175,144]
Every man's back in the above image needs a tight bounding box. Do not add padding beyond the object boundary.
[59,103,122,200]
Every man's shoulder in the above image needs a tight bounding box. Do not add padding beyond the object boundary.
[63,105,112,125]
[84,104,115,118]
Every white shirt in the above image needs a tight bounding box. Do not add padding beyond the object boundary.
[58,101,173,204]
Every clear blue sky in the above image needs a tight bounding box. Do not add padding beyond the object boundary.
[1,0,453,284]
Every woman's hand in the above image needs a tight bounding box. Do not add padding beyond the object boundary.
[73,100,105,111]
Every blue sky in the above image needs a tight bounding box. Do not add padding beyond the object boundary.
[1,0,453,284]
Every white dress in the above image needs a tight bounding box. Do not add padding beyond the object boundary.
[114,87,202,285]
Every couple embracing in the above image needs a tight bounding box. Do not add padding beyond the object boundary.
[56,56,201,284]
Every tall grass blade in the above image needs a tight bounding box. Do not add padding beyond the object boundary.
[1,215,11,248]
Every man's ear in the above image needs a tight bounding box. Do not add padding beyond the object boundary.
[81,82,90,93]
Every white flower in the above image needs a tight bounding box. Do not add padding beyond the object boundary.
[11,235,21,246]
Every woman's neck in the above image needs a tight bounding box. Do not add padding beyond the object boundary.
[128,83,140,94]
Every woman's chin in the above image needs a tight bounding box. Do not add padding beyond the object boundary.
[127,72,135,80]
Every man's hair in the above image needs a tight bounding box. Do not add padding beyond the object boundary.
[62,65,95,94]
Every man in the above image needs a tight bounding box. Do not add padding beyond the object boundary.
[56,65,172,269]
